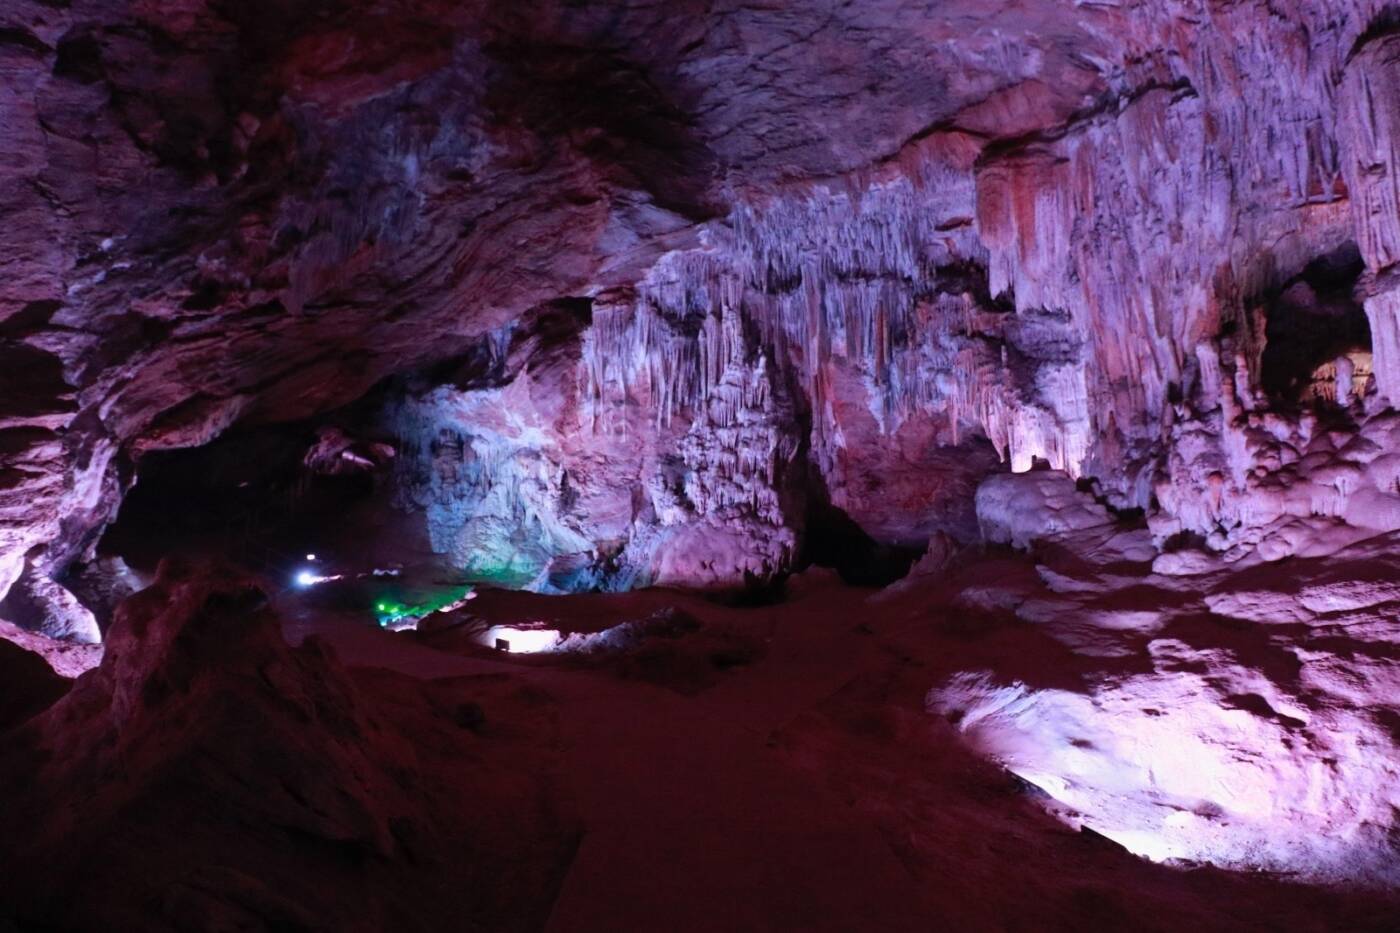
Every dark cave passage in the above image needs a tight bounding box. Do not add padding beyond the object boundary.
[100,427,379,574]
[801,496,925,587]
[1260,243,1372,405]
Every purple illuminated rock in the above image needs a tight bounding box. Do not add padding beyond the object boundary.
[5,0,1400,616]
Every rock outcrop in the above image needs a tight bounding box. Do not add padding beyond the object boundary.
[924,517,1400,888]
[0,561,577,931]
[975,471,1113,551]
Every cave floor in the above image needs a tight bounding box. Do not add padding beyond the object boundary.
[264,531,1400,932]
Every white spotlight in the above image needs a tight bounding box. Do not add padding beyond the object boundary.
[294,568,343,588]
[484,626,561,654]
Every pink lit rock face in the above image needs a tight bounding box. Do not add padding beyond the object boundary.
[1153,405,1400,561]
[975,471,1114,550]
[0,619,100,679]
[926,520,1400,887]
[383,298,802,590]
[960,466,1400,885]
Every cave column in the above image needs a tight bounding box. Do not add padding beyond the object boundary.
[1341,32,1400,404]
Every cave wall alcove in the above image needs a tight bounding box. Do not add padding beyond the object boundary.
[1258,242,1373,406]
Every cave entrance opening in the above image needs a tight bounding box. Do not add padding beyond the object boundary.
[1259,242,1372,405]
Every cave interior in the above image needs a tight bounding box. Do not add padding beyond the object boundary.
[3,1,1400,931]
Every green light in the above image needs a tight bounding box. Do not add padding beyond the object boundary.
[372,585,473,628]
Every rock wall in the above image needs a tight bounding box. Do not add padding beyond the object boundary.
[386,296,802,591]
[12,1,1400,623]
[1342,18,1400,405]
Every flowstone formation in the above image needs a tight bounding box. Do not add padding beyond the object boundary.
[383,297,802,591]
